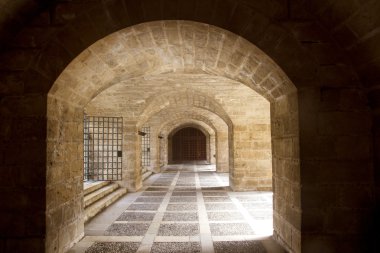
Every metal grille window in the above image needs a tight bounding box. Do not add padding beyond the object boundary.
[84,116,123,181]
[141,126,151,167]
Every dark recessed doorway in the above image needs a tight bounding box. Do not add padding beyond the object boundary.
[172,127,207,161]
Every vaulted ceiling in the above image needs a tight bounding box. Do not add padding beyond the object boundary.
[1,0,379,100]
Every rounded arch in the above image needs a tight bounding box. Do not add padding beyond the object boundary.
[45,20,300,253]
[161,120,215,136]
[138,89,233,128]
[0,1,373,253]
[142,106,230,173]
[161,120,216,166]
[169,126,208,162]
[50,21,296,107]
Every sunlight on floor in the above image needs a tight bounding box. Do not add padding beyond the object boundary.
[69,164,283,253]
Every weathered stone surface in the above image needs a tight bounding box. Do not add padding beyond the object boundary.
[0,0,377,251]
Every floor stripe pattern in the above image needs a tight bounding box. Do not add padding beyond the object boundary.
[69,164,281,253]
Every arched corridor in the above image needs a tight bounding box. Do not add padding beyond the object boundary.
[69,21,280,252]
[55,21,282,253]
[0,1,379,253]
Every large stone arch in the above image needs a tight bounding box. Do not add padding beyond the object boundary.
[47,20,297,253]
[50,21,295,107]
[137,89,233,129]
[148,110,229,173]
[0,1,372,253]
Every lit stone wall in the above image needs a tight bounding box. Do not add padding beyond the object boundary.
[272,92,301,252]
[49,21,296,253]
[4,8,380,252]
[46,96,84,253]
[0,0,377,251]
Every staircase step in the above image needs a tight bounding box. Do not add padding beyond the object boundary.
[84,188,127,223]
[142,171,153,181]
[84,183,119,208]
[84,181,110,196]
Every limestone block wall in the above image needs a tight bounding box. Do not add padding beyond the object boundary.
[46,96,84,253]
[231,122,272,191]
[221,90,272,191]
[215,131,229,173]
[299,86,373,252]
[0,1,377,251]
[271,93,301,253]
[121,121,141,191]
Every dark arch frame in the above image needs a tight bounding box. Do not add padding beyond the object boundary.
[0,2,373,253]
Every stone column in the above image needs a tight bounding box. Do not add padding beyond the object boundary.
[150,127,160,173]
[216,131,229,172]
[120,120,142,192]
[210,134,216,164]
[230,122,272,191]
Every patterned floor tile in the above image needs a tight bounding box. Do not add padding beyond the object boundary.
[151,242,201,253]
[127,204,160,211]
[157,223,199,236]
[172,191,197,196]
[214,241,266,253]
[105,223,150,236]
[166,203,198,211]
[169,196,197,202]
[163,212,198,221]
[116,212,156,221]
[203,196,231,202]
[205,203,237,210]
[207,212,244,221]
[134,197,164,203]
[85,242,140,253]
[209,223,255,236]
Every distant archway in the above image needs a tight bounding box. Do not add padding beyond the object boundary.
[170,126,208,163]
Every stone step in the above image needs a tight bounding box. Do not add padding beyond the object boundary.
[83,181,110,196]
[84,188,127,223]
[142,170,153,181]
[84,183,119,208]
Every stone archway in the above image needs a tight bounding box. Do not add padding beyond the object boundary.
[47,21,298,253]
[169,126,208,162]
[139,106,231,174]
[160,119,220,170]
[136,89,232,174]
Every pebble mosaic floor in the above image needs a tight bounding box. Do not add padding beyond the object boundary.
[68,164,286,253]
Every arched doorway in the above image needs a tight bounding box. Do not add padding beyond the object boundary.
[171,127,207,162]
[46,21,298,253]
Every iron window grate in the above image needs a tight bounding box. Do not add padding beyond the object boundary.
[141,126,151,167]
[84,115,123,181]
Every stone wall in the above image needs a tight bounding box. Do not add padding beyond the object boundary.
[46,96,84,253]
[0,1,376,252]
[272,92,301,253]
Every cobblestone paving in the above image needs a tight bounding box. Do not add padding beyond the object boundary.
[72,164,276,253]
